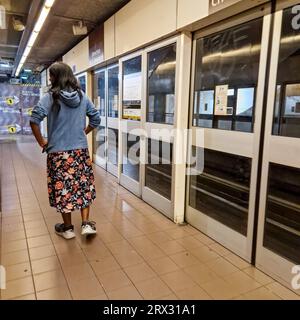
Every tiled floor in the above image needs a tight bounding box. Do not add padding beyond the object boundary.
[0,137,299,300]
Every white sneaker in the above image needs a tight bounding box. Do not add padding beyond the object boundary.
[55,223,76,240]
[81,221,97,236]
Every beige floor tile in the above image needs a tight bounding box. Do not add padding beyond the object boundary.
[123,263,156,283]
[160,294,178,300]
[2,249,29,266]
[169,251,200,268]
[201,277,240,300]
[63,262,95,283]
[53,239,82,255]
[223,271,262,295]
[175,236,206,251]
[12,294,36,300]
[177,285,212,300]
[29,245,56,261]
[34,269,67,292]
[2,239,28,254]
[2,223,25,233]
[224,253,250,270]
[37,285,72,300]
[148,256,180,275]
[205,257,239,277]
[114,250,144,268]
[90,256,121,276]
[23,213,44,223]
[241,287,281,300]
[157,240,186,255]
[107,285,143,300]
[160,270,196,292]
[164,227,192,240]
[1,276,35,300]
[88,294,108,300]
[6,262,32,281]
[97,270,132,293]
[31,256,61,275]
[243,267,275,285]
[26,226,49,238]
[134,277,172,299]
[193,233,217,245]
[138,246,166,262]
[184,263,219,285]
[2,230,26,242]
[209,243,232,257]
[24,220,47,231]
[106,240,135,255]
[190,246,220,263]
[266,282,300,300]
[82,245,112,261]
[146,232,173,245]
[27,235,52,249]
[58,251,87,268]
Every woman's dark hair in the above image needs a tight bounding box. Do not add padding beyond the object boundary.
[49,62,82,111]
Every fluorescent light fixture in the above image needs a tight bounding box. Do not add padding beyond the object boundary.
[23,46,32,58]
[45,0,55,7]
[27,31,39,47]
[24,69,32,73]
[15,0,55,76]
[34,7,50,32]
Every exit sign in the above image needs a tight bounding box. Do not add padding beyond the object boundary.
[209,0,242,14]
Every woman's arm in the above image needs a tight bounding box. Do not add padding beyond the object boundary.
[85,125,95,135]
[30,122,47,149]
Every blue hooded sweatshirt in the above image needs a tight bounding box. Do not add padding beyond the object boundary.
[30,90,100,153]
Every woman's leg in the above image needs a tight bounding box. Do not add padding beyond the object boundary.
[81,206,89,223]
[61,212,72,227]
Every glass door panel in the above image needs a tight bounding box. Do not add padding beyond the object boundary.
[107,65,119,176]
[186,13,269,262]
[93,70,106,169]
[256,5,300,293]
[142,41,177,219]
[120,54,142,196]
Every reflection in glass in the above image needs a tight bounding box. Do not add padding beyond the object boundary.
[145,139,173,200]
[264,163,300,264]
[189,147,251,235]
[94,71,105,117]
[122,57,142,121]
[193,18,263,132]
[107,128,118,166]
[122,133,140,181]
[93,125,106,161]
[108,66,119,118]
[147,44,177,124]
[78,75,86,93]
[273,7,300,138]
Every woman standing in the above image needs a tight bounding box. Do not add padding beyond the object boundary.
[30,62,100,240]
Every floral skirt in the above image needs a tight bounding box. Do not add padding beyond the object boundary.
[47,149,96,214]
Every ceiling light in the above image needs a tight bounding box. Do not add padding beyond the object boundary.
[72,21,87,36]
[45,0,55,8]
[15,0,55,76]
[12,16,25,31]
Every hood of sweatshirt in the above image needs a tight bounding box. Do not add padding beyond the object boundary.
[59,90,81,108]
